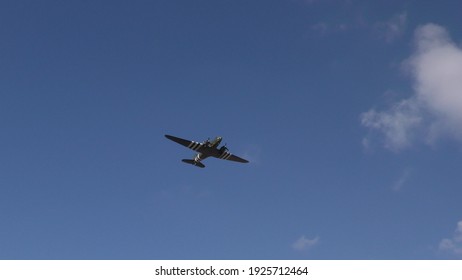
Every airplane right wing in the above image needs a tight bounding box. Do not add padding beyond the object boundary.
[216,150,249,163]
[165,135,204,152]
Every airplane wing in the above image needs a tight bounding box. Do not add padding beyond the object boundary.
[216,150,249,163]
[165,134,204,152]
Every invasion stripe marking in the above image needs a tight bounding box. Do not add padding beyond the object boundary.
[220,152,231,159]
[188,142,194,148]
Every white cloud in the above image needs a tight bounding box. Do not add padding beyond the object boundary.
[439,221,462,255]
[411,25,462,133]
[361,24,462,150]
[292,235,319,251]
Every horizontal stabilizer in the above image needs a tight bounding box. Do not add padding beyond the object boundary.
[182,159,205,168]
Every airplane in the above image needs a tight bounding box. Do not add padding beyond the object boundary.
[165,134,249,168]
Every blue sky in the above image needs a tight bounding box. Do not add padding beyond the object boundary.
[1,0,462,259]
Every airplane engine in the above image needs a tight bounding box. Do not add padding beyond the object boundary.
[219,146,228,155]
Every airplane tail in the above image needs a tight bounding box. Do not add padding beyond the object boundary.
[182,159,205,168]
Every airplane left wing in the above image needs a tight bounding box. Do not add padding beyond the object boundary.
[165,135,204,151]
[217,151,249,163]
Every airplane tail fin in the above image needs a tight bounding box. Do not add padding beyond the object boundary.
[182,159,205,168]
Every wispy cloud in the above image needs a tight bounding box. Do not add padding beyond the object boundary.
[391,168,411,192]
[311,22,349,35]
[375,12,407,43]
[361,23,462,151]
[438,221,462,256]
[311,22,329,34]
[310,11,407,42]
[361,98,422,151]
[292,235,319,251]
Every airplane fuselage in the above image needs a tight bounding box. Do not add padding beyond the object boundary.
[190,137,228,166]
[207,136,222,148]
[194,137,224,160]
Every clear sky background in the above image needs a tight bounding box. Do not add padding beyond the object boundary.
[1,0,462,260]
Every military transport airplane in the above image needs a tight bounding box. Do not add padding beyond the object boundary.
[165,134,249,168]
